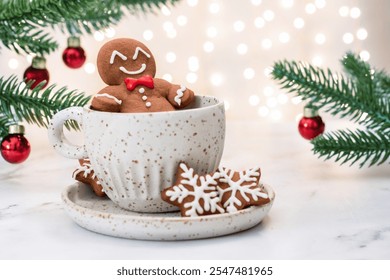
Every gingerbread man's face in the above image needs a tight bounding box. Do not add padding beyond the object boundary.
[97,38,156,85]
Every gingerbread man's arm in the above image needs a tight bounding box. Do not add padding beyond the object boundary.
[91,86,123,112]
[154,78,195,109]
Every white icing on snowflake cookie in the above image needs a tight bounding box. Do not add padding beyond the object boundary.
[217,167,270,213]
[161,163,225,217]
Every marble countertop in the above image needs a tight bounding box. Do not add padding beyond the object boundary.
[1,121,389,260]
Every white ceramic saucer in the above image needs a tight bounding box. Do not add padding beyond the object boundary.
[62,182,275,241]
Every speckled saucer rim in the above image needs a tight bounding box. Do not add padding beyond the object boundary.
[62,182,275,222]
[84,95,223,116]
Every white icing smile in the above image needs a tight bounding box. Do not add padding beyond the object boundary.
[119,64,147,75]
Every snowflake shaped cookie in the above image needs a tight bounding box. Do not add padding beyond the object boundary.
[217,167,269,213]
[161,163,225,217]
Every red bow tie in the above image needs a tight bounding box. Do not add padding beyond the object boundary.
[124,75,154,91]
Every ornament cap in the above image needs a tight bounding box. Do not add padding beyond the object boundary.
[303,106,319,118]
[32,56,46,69]
[8,124,25,134]
[67,36,81,48]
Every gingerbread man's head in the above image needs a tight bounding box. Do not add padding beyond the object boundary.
[96,38,156,85]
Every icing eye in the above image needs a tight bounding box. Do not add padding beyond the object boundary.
[132,47,151,60]
[110,50,127,64]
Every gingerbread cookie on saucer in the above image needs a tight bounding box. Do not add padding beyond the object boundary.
[161,163,225,217]
[162,164,270,217]
[217,167,270,213]
[73,159,105,197]
[91,38,195,113]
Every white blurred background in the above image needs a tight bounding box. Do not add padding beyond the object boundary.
[0,0,389,144]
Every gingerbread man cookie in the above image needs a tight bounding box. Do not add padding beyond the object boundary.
[161,163,225,217]
[73,159,105,197]
[91,38,195,113]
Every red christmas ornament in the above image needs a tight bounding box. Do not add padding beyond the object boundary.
[23,56,50,89]
[298,106,325,140]
[1,125,31,164]
[62,36,86,69]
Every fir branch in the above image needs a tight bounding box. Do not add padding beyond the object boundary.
[271,53,390,167]
[0,0,180,55]
[312,129,390,167]
[271,59,390,131]
[115,0,178,13]
[0,23,58,55]
[54,1,123,35]
[0,0,121,55]
[0,0,119,23]
[0,75,91,130]
[0,0,178,20]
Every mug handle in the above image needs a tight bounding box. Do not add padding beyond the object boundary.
[48,107,88,159]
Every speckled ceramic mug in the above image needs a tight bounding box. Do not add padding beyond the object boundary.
[48,96,225,212]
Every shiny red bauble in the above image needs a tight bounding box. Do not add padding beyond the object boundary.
[1,125,31,164]
[298,107,325,140]
[23,57,49,89]
[62,36,86,69]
